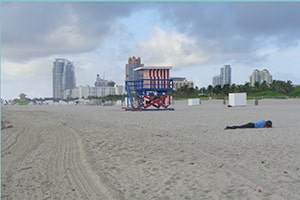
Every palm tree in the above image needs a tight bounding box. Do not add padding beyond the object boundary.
[207,85,214,97]
[213,85,222,96]
[222,84,231,95]
[260,81,270,92]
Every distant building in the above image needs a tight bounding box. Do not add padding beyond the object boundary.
[71,86,94,99]
[71,85,116,99]
[95,74,115,87]
[71,74,116,98]
[172,77,194,90]
[212,75,222,86]
[53,58,76,99]
[114,85,125,95]
[19,93,27,101]
[212,65,231,86]
[125,56,144,81]
[222,65,231,85]
[250,69,272,86]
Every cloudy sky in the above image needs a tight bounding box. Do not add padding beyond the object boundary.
[1,2,300,99]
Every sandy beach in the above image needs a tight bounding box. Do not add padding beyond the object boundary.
[1,99,300,200]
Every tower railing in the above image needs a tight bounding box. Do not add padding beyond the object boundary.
[126,79,173,91]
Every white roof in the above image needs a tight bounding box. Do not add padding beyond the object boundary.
[134,66,173,71]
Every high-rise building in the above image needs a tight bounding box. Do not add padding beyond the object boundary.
[212,75,222,86]
[53,58,76,99]
[125,56,144,81]
[222,65,231,85]
[250,69,272,86]
[212,65,231,86]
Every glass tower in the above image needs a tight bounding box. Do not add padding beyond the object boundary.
[222,65,231,86]
[53,58,76,99]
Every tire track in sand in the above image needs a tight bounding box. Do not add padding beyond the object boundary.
[2,109,121,200]
[44,121,122,200]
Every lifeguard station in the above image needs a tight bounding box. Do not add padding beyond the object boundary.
[125,66,174,111]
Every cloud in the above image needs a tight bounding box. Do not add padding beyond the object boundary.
[1,58,54,99]
[1,2,135,62]
[232,3,300,38]
[2,58,53,79]
[3,2,299,65]
[137,27,208,68]
[157,2,300,65]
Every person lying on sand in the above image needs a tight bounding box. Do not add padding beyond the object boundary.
[224,120,272,130]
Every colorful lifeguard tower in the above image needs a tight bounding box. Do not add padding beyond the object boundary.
[125,66,174,111]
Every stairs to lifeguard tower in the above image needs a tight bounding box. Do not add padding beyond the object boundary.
[125,81,135,110]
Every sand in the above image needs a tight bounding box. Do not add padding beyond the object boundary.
[1,99,300,200]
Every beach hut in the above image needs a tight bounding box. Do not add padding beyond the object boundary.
[228,93,247,107]
[188,98,201,106]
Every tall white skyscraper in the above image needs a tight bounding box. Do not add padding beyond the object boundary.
[53,58,76,99]
[212,65,232,86]
[222,65,231,85]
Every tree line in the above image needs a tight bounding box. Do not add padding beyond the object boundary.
[170,80,300,99]
[11,80,300,103]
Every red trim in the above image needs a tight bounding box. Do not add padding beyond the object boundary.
[156,69,160,88]
[143,95,170,109]
[166,70,169,88]
[163,70,166,88]
[153,69,156,88]
[150,69,152,88]
[160,70,163,88]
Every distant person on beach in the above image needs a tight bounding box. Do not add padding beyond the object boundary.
[224,120,272,130]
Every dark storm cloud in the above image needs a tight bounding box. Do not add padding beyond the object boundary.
[67,2,134,37]
[2,2,300,64]
[158,3,235,38]
[233,3,300,37]
[1,3,66,44]
[233,2,300,50]
[1,2,135,61]
[157,2,300,64]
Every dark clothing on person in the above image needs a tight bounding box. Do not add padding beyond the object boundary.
[225,122,255,129]
[225,120,272,130]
